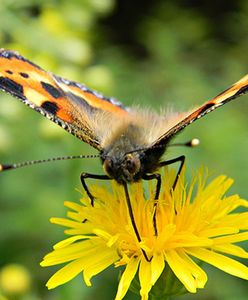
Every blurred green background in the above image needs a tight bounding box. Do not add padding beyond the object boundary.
[0,0,247,299]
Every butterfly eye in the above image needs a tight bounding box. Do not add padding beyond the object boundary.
[103,157,114,177]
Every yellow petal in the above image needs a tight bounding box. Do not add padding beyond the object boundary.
[169,233,212,248]
[200,227,239,238]
[177,250,207,288]
[187,248,248,280]
[213,244,248,258]
[83,248,119,286]
[220,213,248,228]
[150,252,165,285]
[45,257,86,289]
[67,211,84,222]
[139,259,152,300]
[41,239,102,266]
[115,257,139,300]
[53,235,87,249]
[165,250,198,293]
[64,200,84,212]
[213,232,248,244]
[64,227,93,235]
[50,217,85,230]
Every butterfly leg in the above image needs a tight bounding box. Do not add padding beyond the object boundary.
[80,173,110,206]
[159,155,185,191]
[123,182,151,262]
[143,173,161,236]
[143,155,185,201]
[143,155,185,236]
[143,173,161,200]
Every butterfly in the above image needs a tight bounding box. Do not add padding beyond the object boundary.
[0,49,247,252]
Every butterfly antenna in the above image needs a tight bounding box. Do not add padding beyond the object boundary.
[168,138,200,147]
[125,138,200,156]
[0,154,99,172]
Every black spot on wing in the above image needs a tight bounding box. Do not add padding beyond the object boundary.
[41,81,63,99]
[19,72,29,78]
[5,70,13,75]
[41,101,59,115]
[0,76,24,99]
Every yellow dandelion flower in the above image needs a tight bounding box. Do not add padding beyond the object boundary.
[41,168,248,299]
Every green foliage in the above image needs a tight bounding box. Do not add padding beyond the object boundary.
[0,1,247,299]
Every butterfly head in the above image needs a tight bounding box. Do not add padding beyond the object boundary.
[100,123,169,184]
[101,142,167,184]
[103,152,142,184]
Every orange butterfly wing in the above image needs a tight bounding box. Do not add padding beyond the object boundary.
[0,49,128,150]
[152,74,248,148]
[1,49,247,153]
